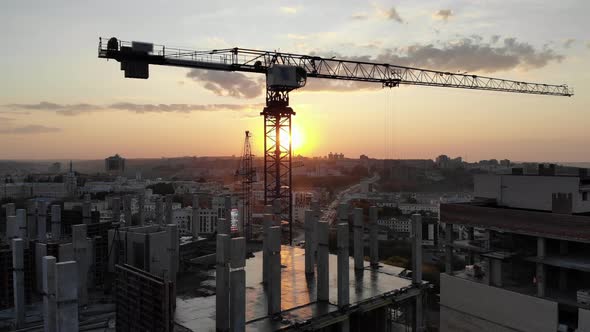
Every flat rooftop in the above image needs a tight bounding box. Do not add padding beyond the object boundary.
[175,246,418,331]
[441,202,590,243]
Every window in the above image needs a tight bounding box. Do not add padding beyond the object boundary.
[583,192,588,201]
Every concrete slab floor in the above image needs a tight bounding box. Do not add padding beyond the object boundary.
[175,245,412,332]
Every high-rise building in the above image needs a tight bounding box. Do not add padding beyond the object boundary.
[105,154,126,174]
[64,161,77,198]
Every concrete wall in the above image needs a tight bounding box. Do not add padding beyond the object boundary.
[440,274,558,332]
[474,174,590,213]
[149,231,169,279]
[441,306,519,332]
[579,308,590,331]
[126,232,148,270]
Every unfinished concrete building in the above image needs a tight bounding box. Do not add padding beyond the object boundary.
[0,193,426,331]
[175,203,428,331]
[107,224,179,282]
[440,166,590,332]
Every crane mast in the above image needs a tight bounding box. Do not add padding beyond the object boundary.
[98,37,573,244]
[238,131,255,240]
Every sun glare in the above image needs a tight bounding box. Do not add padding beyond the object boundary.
[291,125,304,153]
[278,124,305,154]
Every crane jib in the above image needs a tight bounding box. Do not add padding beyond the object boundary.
[99,37,572,97]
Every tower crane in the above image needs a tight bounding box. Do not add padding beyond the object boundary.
[98,37,572,244]
[237,130,255,240]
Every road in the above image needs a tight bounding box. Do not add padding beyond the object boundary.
[293,174,380,244]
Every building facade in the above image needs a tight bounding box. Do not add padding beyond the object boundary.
[440,166,590,332]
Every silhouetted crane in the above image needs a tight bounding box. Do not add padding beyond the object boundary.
[237,131,254,240]
[98,37,573,244]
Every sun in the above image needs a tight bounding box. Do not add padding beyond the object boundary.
[278,124,305,154]
[291,125,304,153]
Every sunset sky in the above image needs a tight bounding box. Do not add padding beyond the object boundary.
[1,0,588,162]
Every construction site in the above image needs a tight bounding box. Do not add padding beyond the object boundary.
[0,35,572,332]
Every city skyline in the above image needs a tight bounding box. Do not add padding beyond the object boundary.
[1,0,588,161]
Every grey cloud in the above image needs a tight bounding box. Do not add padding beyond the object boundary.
[0,125,61,134]
[385,7,403,23]
[109,102,263,113]
[433,9,453,21]
[371,37,564,73]
[186,70,264,99]
[563,38,576,49]
[490,35,501,44]
[5,101,101,116]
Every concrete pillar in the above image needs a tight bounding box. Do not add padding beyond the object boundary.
[272,199,281,222]
[268,226,281,315]
[155,197,163,225]
[5,202,16,218]
[444,223,453,275]
[537,237,546,297]
[43,256,57,332]
[216,234,230,332]
[12,238,25,328]
[191,195,199,238]
[27,200,37,240]
[559,239,569,289]
[353,208,364,270]
[138,195,145,226]
[51,205,61,240]
[412,214,423,284]
[38,201,47,242]
[491,259,503,287]
[112,197,121,223]
[72,224,89,306]
[58,243,73,262]
[36,242,47,292]
[304,210,315,275]
[337,222,349,308]
[16,209,27,241]
[415,294,424,332]
[166,224,179,305]
[310,200,320,259]
[369,206,379,268]
[7,215,18,241]
[165,195,173,225]
[482,230,491,285]
[263,211,273,284]
[317,221,329,302]
[56,261,78,332]
[558,241,568,288]
[230,237,246,332]
[82,196,91,225]
[166,224,179,283]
